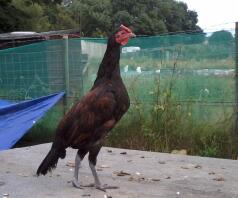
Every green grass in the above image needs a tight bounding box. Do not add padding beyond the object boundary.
[85,56,237,159]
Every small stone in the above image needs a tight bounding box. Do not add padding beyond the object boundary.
[99,165,110,168]
[209,172,216,175]
[158,161,166,164]
[135,172,141,176]
[114,171,131,176]
[151,178,160,182]
[66,161,75,167]
[104,195,112,198]
[140,156,145,158]
[181,166,189,169]
[17,173,29,177]
[128,177,134,181]
[213,177,225,181]
[120,152,127,155]
[82,194,91,197]
[171,149,187,155]
[107,150,112,153]
[194,165,202,169]
[138,177,145,181]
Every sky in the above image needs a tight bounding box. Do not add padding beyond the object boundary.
[178,0,238,33]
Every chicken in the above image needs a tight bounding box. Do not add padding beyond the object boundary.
[36,25,135,191]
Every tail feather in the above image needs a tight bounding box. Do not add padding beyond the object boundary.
[36,148,66,176]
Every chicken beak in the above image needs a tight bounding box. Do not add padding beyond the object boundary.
[130,32,136,38]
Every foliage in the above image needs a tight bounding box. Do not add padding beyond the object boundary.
[0,0,26,33]
[0,0,201,36]
[70,0,113,37]
[105,66,236,159]
[208,30,235,46]
[0,0,77,33]
[10,0,51,32]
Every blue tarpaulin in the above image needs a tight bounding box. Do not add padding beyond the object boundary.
[0,92,65,151]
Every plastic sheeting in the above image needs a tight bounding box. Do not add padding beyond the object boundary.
[0,92,64,151]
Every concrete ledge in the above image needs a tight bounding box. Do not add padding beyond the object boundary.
[0,143,237,198]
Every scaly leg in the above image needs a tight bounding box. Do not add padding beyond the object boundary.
[72,149,88,189]
[82,145,118,191]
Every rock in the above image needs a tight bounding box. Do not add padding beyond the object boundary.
[140,156,145,158]
[209,171,216,175]
[66,161,75,167]
[151,178,160,182]
[99,165,110,168]
[194,164,202,169]
[213,177,225,181]
[181,166,189,169]
[171,149,187,155]
[114,171,131,176]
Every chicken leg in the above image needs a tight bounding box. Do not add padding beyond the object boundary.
[72,149,88,188]
[82,145,118,191]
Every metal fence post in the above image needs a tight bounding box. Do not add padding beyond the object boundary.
[236,22,238,135]
[63,34,70,114]
[63,34,70,97]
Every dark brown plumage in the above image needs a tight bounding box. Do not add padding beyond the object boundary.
[36,25,135,191]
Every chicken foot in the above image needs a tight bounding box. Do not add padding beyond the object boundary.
[80,161,118,192]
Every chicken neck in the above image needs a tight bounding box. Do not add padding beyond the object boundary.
[94,43,121,83]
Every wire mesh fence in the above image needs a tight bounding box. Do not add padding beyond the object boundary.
[0,30,236,103]
[0,26,237,157]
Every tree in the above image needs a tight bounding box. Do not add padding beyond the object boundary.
[0,0,77,33]
[45,4,77,30]
[111,0,200,36]
[0,0,201,36]
[10,0,51,32]
[69,0,113,36]
[208,30,234,46]
[0,0,26,33]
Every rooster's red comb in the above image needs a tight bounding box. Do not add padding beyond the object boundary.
[119,24,132,33]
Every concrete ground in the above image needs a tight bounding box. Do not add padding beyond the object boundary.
[0,143,237,198]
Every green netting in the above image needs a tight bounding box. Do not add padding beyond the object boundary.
[0,31,236,117]
[0,39,86,100]
[82,32,236,103]
[1,29,237,157]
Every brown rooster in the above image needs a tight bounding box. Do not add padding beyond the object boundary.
[36,25,135,191]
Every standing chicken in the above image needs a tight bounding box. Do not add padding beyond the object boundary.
[37,25,135,191]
